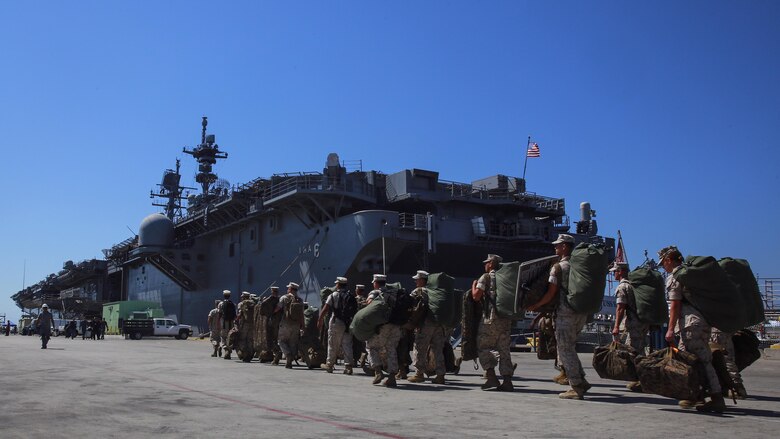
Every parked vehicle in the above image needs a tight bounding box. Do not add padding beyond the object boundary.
[123,318,192,340]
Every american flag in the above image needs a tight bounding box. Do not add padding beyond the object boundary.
[526,143,540,158]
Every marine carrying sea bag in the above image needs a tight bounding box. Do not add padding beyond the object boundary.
[627,267,668,325]
[592,341,638,381]
[673,255,746,333]
[349,297,392,342]
[636,347,702,401]
[565,243,609,314]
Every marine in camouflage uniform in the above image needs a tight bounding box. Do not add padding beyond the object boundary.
[235,292,256,362]
[710,327,747,399]
[274,282,304,368]
[472,254,514,392]
[218,290,237,360]
[207,300,222,357]
[408,270,447,385]
[610,262,648,392]
[318,277,355,374]
[528,234,590,399]
[660,245,725,413]
[366,274,402,387]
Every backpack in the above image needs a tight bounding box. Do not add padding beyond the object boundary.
[627,267,668,325]
[332,290,358,327]
[718,258,765,326]
[673,256,746,332]
[285,296,304,324]
[221,300,237,322]
[565,243,609,314]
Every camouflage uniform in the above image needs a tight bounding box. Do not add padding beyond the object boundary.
[667,268,721,395]
[711,328,742,385]
[236,298,256,360]
[615,279,649,353]
[411,286,447,376]
[476,271,513,376]
[277,293,302,360]
[218,298,236,358]
[552,256,588,387]
[208,307,221,353]
[366,287,402,374]
[325,287,354,367]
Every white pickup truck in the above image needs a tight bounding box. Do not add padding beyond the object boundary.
[123,318,193,340]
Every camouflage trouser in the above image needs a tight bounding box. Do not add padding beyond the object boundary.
[555,304,588,387]
[220,327,232,354]
[414,322,446,376]
[477,316,513,376]
[278,321,300,358]
[367,323,402,374]
[209,328,221,347]
[625,319,650,354]
[679,324,721,394]
[326,318,354,366]
[710,328,742,385]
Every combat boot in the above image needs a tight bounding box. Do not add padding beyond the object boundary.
[384,374,397,388]
[272,353,280,366]
[553,367,569,385]
[358,352,367,368]
[396,369,408,380]
[322,363,334,373]
[559,384,586,400]
[626,381,642,392]
[407,372,426,383]
[285,357,293,369]
[432,374,445,385]
[212,346,219,357]
[223,351,232,360]
[733,383,748,399]
[372,368,384,385]
[696,394,726,414]
[343,365,353,375]
[481,368,500,390]
[581,379,592,393]
[678,399,699,409]
[498,376,514,392]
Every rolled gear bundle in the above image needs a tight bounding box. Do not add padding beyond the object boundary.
[673,256,746,332]
[565,243,609,314]
[349,297,392,342]
[718,258,764,326]
[592,341,639,381]
[636,347,702,401]
[627,267,668,325]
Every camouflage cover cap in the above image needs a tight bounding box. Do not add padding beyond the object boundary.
[372,274,387,283]
[482,254,503,264]
[412,270,429,279]
[552,234,575,245]
[335,276,348,285]
[657,246,680,262]
[286,282,300,290]
[222,289,231,297]
[609,262,629,272]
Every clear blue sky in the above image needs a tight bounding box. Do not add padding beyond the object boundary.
[2,1,779,322]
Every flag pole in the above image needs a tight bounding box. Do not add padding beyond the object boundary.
[522,136,530,182]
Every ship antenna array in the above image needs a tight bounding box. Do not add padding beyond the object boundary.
[182,116,229,196]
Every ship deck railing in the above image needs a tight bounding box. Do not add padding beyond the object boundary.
[261,173,374,203]
[437,179,565,212]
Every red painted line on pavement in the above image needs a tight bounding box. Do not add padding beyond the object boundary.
[122,371,406,439]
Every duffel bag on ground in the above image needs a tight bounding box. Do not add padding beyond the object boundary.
[592,341,638,381]
[636,347,702,401]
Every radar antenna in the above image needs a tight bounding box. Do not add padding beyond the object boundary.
[150,159,194,220]
[182,117,229,195]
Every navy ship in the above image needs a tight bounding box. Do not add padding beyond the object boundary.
[13,117,614,331]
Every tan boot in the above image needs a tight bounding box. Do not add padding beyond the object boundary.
[407,372,426,383]
[372,368,384,385]
[396,370,408,380]
[678,399,700,409]
[322,363,334,373]
[432,374,445,385]
[481,368,500,390]
[498,376,514,392]
[272,353,280,366]
[343,365,353,375]
[223,351,232,360]
[559,384,586,400]
[384,374,397,388]
[553,367,569,385]
[626,381,642,392]
[696,394,726,414]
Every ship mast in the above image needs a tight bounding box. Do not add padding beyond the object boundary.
[150,159,192,219]
[183,116,229,196]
